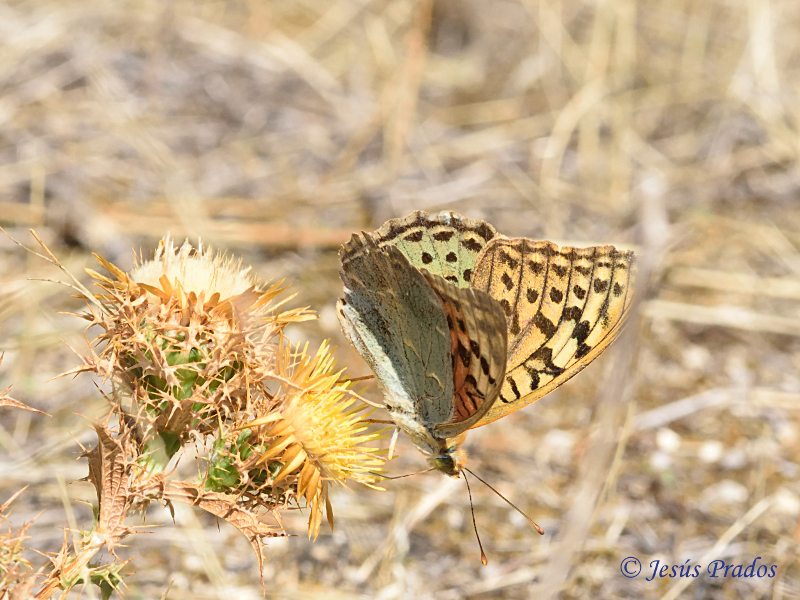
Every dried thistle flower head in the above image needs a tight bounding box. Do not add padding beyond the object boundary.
[82,236,313,459]
[130,236,256,301]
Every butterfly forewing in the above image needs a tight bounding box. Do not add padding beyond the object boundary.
[471,237,636,427]
[364,211,497,287]
[420,270,508,438]
[337,234,455,426]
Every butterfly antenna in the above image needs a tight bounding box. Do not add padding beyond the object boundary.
[464,467,545,536]
[336,374,375,383]
[462,470,488,566]
[369,468,435,480]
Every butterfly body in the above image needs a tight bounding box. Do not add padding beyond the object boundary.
[338,211,636,473]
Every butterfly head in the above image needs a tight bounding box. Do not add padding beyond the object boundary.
[431,447,467,478]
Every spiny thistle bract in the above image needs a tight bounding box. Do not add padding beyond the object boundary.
[0,490,36,597]
[71,236,385,551]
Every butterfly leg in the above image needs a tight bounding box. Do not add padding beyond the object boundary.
[388,426,400,460]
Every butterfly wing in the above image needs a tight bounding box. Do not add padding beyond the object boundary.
[337,234,455,427]
[359,211,497,287]
[419,270,508,438]
[471,238,636,428]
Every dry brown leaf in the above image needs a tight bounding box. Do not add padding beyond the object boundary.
[158,480,285,582]
[83,423,138,551]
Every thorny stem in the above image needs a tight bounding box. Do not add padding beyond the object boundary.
[34,531,106,599]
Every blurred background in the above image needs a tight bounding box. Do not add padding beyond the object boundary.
[2,0,800,598]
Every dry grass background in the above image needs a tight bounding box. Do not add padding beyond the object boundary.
[2,0,800,598]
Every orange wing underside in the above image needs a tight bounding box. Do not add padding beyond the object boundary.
[419,270,508,433]
[441,298,488,422]
[470,237,636,428]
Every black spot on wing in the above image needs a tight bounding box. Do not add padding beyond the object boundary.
[499,251,519,269]
[501,272,514,290]
[404,231,424,242]
[550,288,563,303]
[527,288,539,303]
[532,346,553,363]
[460,392,477,414]
[510,312,521,336]
[560,250,579,261]
[573,285,586,300]
[532,347,565,376]
[593,279,608,293]
[573,320,591,344]
[524,365,541,390]
[613,282,623,297]
[422,252,433,264]
[462,238,483,252]
[475,223,495,241]
[530,261,544,274]
[563,306,582,321]
[551,264,568,278]
[433,231,454,242]
[533,312,556,337]
[446,252,457,263]
[507,376,521,399]
[470,339,480,357]
[463,268,473,282]
[458,342,470,367]
[480,356,490,375]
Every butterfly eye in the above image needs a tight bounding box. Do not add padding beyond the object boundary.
[433,455,459,476]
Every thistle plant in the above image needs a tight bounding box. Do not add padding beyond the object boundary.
[3,233,386,598]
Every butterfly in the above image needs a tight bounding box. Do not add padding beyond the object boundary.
[337,211,635,477]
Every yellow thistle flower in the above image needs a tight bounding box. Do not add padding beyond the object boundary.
[247,339,386,539]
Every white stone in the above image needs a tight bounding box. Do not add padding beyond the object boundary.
[656,428,682,453]
[702,480,748,505]
[773,487,800,516]
[650,450,672,471]
[698,440,724,463]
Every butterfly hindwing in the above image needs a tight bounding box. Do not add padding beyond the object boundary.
[337,234,455,426]
[358,211,498,287]
[471,237,636,427]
